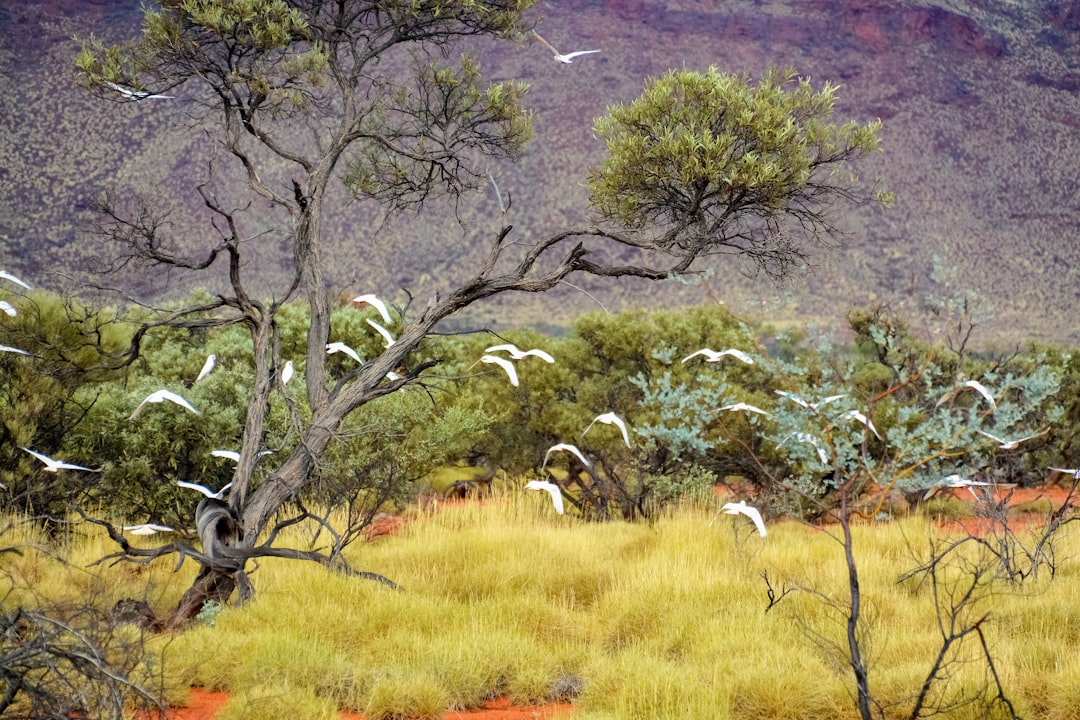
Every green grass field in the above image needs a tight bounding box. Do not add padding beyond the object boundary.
[6,492,1080,720]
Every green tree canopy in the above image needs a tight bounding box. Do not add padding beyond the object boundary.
[588,67,883,277]
[68,0,887,625]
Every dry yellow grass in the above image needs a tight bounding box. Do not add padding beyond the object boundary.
[4,494,1079,719]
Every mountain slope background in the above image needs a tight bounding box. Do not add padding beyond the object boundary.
[2,0,1079,346]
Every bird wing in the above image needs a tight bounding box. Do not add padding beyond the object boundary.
[481,355,519,386]
[722,349,754,364]
[583,412,630,448]
[522,349,555,363]
[211,450,241,462]
[775,390,809,407]
[963,380,997,408]
[843,411,882,440]
[107,82,172,99]
[559,50,601,61]
[327,342,362,363]
[976,430,1006,445]
[123,524,174,535]
[544,443,590,468]
[803,435,828,463]
[722,501,767,537]
[56,460,98,472]
[104,81,137,97]
[176,481,215,498]
[367,319,396,347]
[195,354,216,383]
[485,343,521,357]
[0,301,16,317]
[682,349,713,363]
[743,505,767,537]
[728,403,768,415]
[353,294,392,324]
[21,447,56,467]
[525,480,564,514]
[590,412,630,447]
[160,390,199,414]
[0,345,31,355]
[546,485,565,514]
[0,270,31,289]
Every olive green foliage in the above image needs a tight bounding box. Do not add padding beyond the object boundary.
[0,292,130,518]
[0,292,491,534]
[588,67,883,276]
[447,306,764,518]
[6,292,1075,529]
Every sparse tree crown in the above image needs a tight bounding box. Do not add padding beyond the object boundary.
[588,67,883,277]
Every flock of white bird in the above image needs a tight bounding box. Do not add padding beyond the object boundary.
[503,343,769,536]
[0,265,889,540]
[0,31,1046,537]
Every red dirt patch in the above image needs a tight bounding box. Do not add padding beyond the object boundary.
[163,689,228,720]
[159,690,571,720]
[931,484,1077,536]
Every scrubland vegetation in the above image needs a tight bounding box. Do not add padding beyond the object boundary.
[4,490,1080,720]
[5,3,1079,717]
[3,290,1080,719]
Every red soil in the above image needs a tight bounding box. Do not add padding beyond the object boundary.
[163,689,571,720]
[932,484,1077,536]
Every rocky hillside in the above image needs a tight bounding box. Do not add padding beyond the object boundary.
[2,0,1079,346]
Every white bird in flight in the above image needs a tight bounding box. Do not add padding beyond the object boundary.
[0,270,31,289]
[176,480,232,499]
[524,479,565,515]
[1049,466,1080,479]
[0,344,30,356]
[478,354,519,387]
[937,380,997,409]
[542,443,591,470]
[326,342,362,364]
[130,389,199,418]
[840,410,882,440]
[211,449,274,463]
[0,301,16,317]
[485,343,555,363]
[961,380,996,408]
[532,31,600,64]
[21,447,100,473]
[780,432,830,465]
[922,474,1014,501]
[718,402,769,416]
[195,354,216,383]
[104,81,174,100]
[122,523,175,536]
[711,500,767,537]
[352,294,392,324]
[682,348,754,365]
[583,411,631,448]
[774,390,847,411]
[977,428,1048,450]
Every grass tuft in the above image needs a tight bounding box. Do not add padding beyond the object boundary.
[7,494,1080,719]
